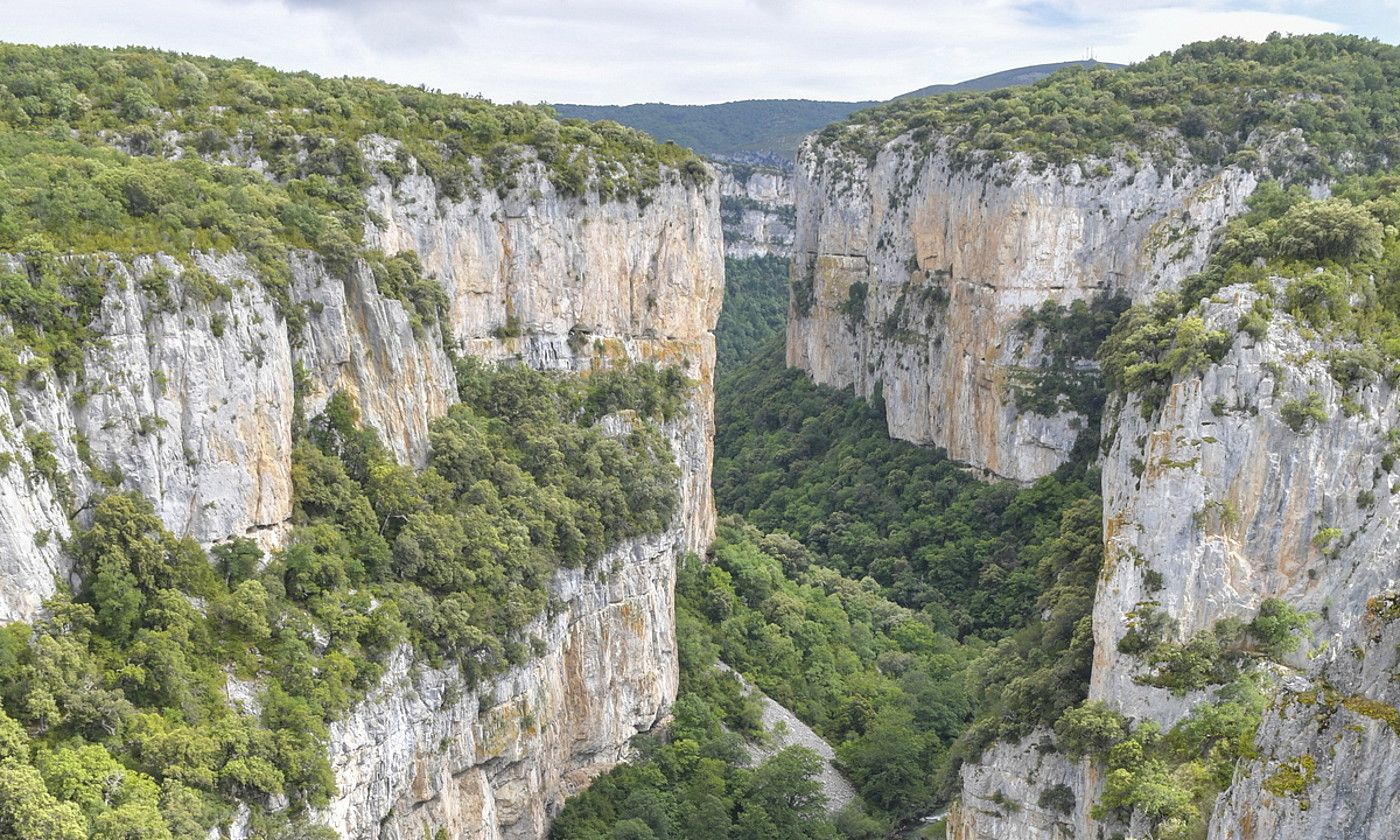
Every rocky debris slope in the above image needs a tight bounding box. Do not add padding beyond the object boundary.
[787,138,1255,481]
[0,143,723,838]
[718,663,858,814]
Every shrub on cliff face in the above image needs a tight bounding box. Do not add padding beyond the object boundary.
[1099,303,1231,418]
[841,281,869,329]
[1273,199,1385,263]
[1103,168,1400,416]
[1011,293,1130,422]
[1280,392,1329,433]
[1054,702,1129,758]
[0,359,686,835]
[1081,674,1268,840]
[1248,597,1313,657]
[1118,599,1313,695]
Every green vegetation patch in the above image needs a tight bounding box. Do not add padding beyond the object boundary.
[715,341,1099,638]
[1263,755,1318,803]
[0,358,687,836]
[713,341,1105,813]
[0,43,704,203]
[683,519,970,820]
[820,35,1400,176]
[1075,673,1269,840]
[714,256,790,370]
[1340,695,1400,736]
[0,42,708,380]
[1010,293,1130,429]
[1119,598,1312,695]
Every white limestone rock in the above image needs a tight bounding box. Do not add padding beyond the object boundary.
[787,137,1256,482]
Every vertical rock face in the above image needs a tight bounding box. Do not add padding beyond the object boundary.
[1206,610,1400,840]
[950,282,1400,839]
[314,154,721,838]
[323,528,683,840]
[947,736,1091,840]
[1096,285,1400,725]
[293,253,458,468]
[715,163,796,259]
[787,136,1254,481]
[0,253,298,622]
[0,148,722,838]
[813,125,1400,839]
[0,248,453,622]
[362,152,722,550]
[1091,284,1400,838]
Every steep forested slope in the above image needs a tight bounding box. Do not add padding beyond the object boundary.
[713,256,789,369]
[0,43,722,839]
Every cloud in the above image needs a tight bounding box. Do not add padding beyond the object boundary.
[3,0,1386,104]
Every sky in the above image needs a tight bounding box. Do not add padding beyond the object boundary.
[5,1,1399,105]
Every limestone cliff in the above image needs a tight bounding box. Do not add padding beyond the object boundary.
[715,162,795,259]
[1091,283,1400,839]
[1094,284,1398,725]
[947,735,1089,840]
[1206,606,1400,840]
[794,105,1400,840]
[950,281,1400,839]
[324,528,682,840]
[0,143,722,838]
[787,137,1255,481]
[0,248,458,623]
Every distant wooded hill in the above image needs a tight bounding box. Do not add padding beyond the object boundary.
[553,60,1121,160]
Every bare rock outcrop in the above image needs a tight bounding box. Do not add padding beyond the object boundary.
[0,145,723,839]
[787,137,1254,481]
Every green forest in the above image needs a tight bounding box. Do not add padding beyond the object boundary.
[555,329,1105,837]
[0,30,1391,840]
[0,356,688,838]
[822,35,1400,175]
[714,256,790,369]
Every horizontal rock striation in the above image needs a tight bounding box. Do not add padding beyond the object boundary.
[715,163,795,259]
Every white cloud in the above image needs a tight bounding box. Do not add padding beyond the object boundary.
[2,0,1387,104]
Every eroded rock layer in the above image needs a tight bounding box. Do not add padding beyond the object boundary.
[787,139,1254,481]
[0,145,722,838]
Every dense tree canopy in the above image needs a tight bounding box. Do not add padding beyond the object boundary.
[0,43,704,203]
[0,358,686,836]
[715,341,1099,637]
[822,34,1400,176]
[714,256,790,370]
